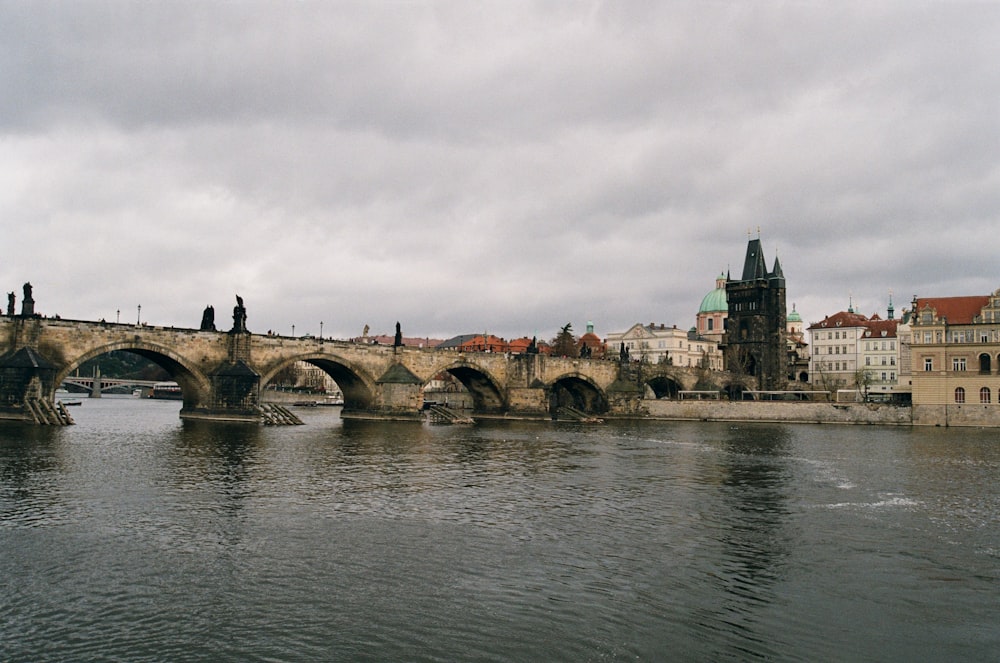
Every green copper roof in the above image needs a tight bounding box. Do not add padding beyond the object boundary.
[787,304,802,322]
[698,283,728,313]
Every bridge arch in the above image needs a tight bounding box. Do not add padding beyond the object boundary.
[722,382,750,400]
[645,375,682,399]
[548,373,609,415]
[427,362,505,413]
[259,353,378,412]
[55,341,211,410]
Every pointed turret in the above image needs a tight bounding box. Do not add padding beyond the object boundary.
[740,238,768,281]
[770,254,785,287]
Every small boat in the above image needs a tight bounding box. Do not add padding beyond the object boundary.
[60,399,82,407]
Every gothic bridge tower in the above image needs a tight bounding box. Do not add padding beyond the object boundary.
[723,237,788,391]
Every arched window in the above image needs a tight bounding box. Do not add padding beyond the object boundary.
[981,387,991,404]
[954,387,966,404]
[979,353,992,374]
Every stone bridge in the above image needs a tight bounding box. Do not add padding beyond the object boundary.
[1,315,741,424]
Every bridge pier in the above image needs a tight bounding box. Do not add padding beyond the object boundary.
[338,362,425,421]
[505,387,551,417]
[90,367,102,398]
[0,345,70,424]
[179,359,263,424]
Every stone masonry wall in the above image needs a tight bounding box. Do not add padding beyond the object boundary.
[642,399,913,425]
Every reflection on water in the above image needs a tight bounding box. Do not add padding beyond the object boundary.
[693,425,794,661]
[1,401,998,662]
[0,425,68,527]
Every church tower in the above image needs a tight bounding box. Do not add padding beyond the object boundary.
[723,237,788,391]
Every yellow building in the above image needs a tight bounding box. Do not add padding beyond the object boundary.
[909,290,1000,426]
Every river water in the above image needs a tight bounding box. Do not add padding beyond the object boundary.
[1,397,997,662]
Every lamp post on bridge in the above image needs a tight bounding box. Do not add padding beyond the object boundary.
[320,321,323,340]
[137,305,141,326]
[116,309,120,324]
[292,324,295,337]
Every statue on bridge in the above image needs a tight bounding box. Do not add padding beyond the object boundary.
[527,336,539,354]
[231,295,247,333]
[200,305,216,331]
[20,282,35,317]
[6,292,13,316]
[394,322,402,347]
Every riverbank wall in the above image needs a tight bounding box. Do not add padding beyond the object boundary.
[641,400,913,426]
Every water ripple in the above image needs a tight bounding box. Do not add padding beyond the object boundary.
[2,407,999,661]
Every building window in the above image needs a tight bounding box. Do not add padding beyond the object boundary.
[955,387,965,404]
[953,357,967,371]
[924,358,933,371]
[923,332,932,343]
[980,353,992,374]
[980,387,991,404]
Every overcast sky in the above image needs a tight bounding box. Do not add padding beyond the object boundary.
[2,1,998,341]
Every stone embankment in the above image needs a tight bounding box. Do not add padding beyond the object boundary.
[642,400,912,426]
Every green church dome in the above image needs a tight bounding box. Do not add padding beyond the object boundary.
[698,274,728,313]
[787,304,802,323]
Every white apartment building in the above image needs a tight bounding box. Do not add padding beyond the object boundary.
[859,317,899,396]
[605,323,723,370]
[808,310,869,390]
[808,306,900,395]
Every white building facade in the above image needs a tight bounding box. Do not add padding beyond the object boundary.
[605,323,723,370]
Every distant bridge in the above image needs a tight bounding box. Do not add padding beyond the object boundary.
[61,376,160,395]
[2,315,743,424]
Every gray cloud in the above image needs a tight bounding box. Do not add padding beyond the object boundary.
[2,1,998,341]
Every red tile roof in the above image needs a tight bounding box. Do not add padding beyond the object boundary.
[457,335,508,353]
[808,310,869,330]
[508,337,533,353]
[915,296,990,325]
[863,318,898,339]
